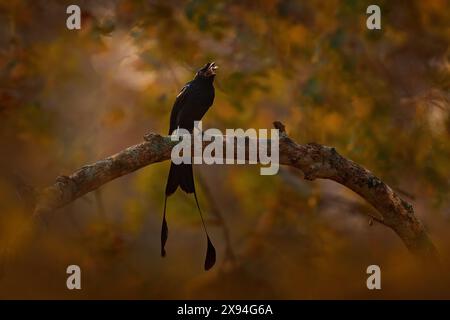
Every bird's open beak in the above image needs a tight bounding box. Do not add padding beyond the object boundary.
[208,62,218,75]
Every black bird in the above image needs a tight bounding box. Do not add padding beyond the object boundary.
[162,62,218,270]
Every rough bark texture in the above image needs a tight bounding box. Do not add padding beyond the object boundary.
[32,122,438,261]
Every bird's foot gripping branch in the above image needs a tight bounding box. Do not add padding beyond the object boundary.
[31,121,438,269]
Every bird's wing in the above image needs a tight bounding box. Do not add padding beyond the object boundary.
[169,82,191,134]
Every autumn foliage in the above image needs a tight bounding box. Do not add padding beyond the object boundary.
[0,0,449,298]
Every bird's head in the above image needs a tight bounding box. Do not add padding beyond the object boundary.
[196,62,218,80]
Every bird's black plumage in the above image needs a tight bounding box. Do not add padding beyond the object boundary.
[162,62,218,270]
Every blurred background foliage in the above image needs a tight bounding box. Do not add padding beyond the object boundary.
[0,0,449,298]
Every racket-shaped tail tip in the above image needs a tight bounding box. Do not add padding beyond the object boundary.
[161,215,168,258]
[204,236,216,271]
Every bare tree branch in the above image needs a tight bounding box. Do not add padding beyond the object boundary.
[32,121,438,261]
